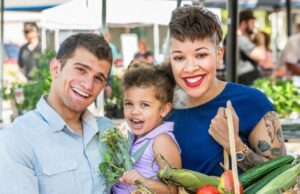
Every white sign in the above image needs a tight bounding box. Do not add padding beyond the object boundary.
[120,33,138,68]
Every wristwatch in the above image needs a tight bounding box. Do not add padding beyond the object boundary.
[236,143,249,162]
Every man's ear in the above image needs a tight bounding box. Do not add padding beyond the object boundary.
[160,102,172,118]
[50,59,61,79]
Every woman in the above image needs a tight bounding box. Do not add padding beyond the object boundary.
[166,5,286,176]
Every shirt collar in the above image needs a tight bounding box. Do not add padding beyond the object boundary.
[36,95,97,134]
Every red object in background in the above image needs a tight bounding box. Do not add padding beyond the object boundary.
[196,185,219,194]
[218,170,243,194]
[113,58,122,67]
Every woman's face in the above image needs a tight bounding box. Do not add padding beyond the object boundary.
[170,38,223,100]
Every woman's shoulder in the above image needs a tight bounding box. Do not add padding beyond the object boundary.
[226,82,275,112]
[225,82,268,99]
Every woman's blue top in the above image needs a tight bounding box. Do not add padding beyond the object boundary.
[166,82,275,176]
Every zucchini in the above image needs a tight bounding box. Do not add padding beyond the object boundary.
[244,164,292,194]
[256,162,300,194]
[239,155,294,188]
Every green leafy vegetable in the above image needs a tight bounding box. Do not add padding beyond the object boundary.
[99,128,151,193]
[253,78,300,118]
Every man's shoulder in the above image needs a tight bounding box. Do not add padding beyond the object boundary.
[1,110,44,139]
[95,116,115,131]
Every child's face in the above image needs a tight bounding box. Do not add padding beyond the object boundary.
[123,86,171,138]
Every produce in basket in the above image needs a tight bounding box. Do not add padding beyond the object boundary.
[218,170,243,194]
[158,165,219,193]
[239,155,295,188]
[196,185,219,194]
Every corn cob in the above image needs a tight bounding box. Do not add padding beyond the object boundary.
[158,166,219,193]
[256,162,300,194]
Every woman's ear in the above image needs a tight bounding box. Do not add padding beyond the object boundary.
[216,46,224,68]
[160,102,172,118]
[50,59,61,79]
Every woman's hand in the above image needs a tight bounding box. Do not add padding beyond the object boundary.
[119,169,146,185]
[208,101,244,152]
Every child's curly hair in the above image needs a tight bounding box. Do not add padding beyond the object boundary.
[122,60,175,104]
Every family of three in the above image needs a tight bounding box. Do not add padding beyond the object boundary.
[0,5,286,194]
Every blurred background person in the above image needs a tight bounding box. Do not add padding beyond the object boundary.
[104,30,119,60]
[18,22,41,80]
[143,51,154,63]
[237,10,265,85]
[134,39,149,59]
[277,23,300,77]
[253,31,275,77]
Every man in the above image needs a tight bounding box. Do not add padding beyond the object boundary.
[0,33,114,194]
[278,23,300,76]
[237,10,265,85]
[18,22,42,80]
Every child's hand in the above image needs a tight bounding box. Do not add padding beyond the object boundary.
[119,169,146,185]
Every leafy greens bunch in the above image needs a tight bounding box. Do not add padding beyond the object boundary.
[98,128,151,193]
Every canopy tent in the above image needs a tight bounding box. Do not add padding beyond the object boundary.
[41,0,194,29]
[3,0,70,11]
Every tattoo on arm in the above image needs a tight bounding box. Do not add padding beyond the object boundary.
[263,111,286,156]
[240,111,287,171]
[238,148,266,171]
[264,111,277,143]
[257,140,271,152]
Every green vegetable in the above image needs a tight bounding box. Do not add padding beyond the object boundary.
[256,162,300,194]
[158,166,219,193]
[99,128,150,191]
[252,78,300,118]
[244,164,292,194]
[239,155,294,188]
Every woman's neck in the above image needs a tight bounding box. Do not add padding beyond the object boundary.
[186,79,227,108]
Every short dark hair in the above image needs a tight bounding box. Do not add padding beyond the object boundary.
[56,33,113,66]
[169,4,223,45]
[239,10,255,24]
[24,22,39,31]
[122,61,175,104]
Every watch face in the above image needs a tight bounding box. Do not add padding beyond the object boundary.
[236,152,245,161]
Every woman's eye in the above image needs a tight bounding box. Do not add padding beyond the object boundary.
[196,53,208,58]
[173,56,184,61]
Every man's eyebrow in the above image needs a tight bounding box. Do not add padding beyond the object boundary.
[75,63,107,81]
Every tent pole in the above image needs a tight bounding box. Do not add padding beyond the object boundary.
[102,0,106,28]
[286,0,291,36]
[0,0,4,125]
[177,0,182,8]
[226,0,238,83]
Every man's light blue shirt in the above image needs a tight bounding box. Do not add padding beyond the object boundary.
[0,96,114,194]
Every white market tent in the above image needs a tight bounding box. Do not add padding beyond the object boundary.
[40,0,221,58]
[40,0,188,53]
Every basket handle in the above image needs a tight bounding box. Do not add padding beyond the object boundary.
[225,108,240,194]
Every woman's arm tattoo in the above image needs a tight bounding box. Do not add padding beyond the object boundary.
[237,148,266,171]
[263,111,286,156]
[238,111,286,171]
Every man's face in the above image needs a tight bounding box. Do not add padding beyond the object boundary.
[24,25,39,40]
[50,48,111,114]
[245,19,255,35]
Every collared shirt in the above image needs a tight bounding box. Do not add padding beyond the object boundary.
[0,96,114,194]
